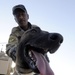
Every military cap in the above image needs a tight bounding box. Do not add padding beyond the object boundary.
[12,4,27,15]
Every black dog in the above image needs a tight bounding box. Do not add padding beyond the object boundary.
[16,26,63,75]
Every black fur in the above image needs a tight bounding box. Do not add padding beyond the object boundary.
[16,26,63,73]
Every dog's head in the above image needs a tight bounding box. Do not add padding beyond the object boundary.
[16,26,63,74]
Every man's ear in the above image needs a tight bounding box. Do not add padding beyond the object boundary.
[27,14,29,19]
[14,17,18,23]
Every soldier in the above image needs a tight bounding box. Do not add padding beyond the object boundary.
[6,4,49,75]
[6,4,35,62]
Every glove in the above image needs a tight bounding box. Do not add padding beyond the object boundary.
[11,49,16,62]
[8,46,16,62]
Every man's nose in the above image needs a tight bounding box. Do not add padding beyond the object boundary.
[19,15,23,19]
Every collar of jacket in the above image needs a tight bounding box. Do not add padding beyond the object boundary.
[19,22,32,32]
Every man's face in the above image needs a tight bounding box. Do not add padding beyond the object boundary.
[14,9,29,28]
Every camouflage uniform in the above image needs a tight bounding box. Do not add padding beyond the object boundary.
[6,22,37,62]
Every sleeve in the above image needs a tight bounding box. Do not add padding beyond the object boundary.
[6,27,19,62]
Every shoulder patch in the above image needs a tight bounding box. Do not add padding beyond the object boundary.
[8,36,18,44]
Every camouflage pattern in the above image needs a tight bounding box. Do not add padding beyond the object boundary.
[6,23,38,61]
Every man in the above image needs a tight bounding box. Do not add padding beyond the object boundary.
[6,4,49,75]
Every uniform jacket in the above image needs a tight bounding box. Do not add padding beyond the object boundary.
[6,22,38,61]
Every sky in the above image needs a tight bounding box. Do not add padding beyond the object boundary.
[0,0,75,75]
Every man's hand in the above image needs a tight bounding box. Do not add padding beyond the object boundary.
[11,49,16,61]
[9,46,16,62]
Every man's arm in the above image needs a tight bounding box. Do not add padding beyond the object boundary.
[6,28,19,62]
